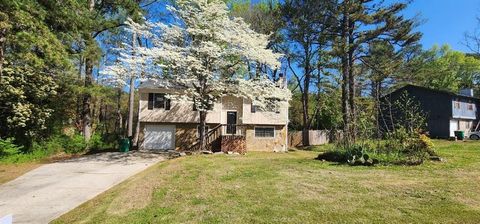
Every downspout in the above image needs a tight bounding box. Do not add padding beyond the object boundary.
[285,104,288,152]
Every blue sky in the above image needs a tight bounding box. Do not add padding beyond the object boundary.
[403,0,480,52]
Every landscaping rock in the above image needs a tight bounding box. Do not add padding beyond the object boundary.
[179,152,187,157]
[202,150,213,154]
[214,151,224,155]
[227,151,233,155]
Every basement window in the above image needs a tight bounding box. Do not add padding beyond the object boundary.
[255,126,275,138]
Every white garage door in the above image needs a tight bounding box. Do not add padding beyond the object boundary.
[449,120,458,137]
[143,125,175,150]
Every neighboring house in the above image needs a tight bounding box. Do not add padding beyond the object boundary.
[380,85,479,138]
[137,78,289,152]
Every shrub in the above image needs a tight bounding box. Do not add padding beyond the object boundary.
[317,131,436,166]
[0,138,23,157]
[0,137,62,163]
[88,133,116,151]
[62,134,88,154]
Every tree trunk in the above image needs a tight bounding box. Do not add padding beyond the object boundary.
[127,32,137,138]
[82,58,93,141]
[0,32,5,78]
[198,110,207,151]
[301,77,310,146]
[127,75,135,137]
[115,87,123,134]
[82,0,95,141]
[340,3,350,142]
[348,17,356,142]
[133,101,141,147]
[372,80,381,138]
[301,43,311,146]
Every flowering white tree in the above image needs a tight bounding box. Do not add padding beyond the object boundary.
[104,0,291,150]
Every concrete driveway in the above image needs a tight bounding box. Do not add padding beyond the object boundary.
[0,151,165,224]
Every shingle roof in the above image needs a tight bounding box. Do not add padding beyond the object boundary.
[385,84,480,101]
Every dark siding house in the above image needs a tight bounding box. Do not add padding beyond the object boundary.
[380,85,480,138]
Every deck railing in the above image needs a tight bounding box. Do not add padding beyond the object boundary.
[186,124,246,151]
[221,124,246,136]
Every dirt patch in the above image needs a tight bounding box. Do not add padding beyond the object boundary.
[0,163,42,184]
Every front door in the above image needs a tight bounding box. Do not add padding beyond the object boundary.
[227,111,237,134]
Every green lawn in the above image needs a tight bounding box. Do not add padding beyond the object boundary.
[54,140,480,223]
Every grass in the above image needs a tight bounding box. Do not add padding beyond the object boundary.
[54,140,480,223]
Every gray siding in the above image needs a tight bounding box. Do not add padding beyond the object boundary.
[381,85,451,138]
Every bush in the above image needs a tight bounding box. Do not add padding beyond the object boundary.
[317,130,436,166]
[88,133,116,151]
[0,138,23,157]
[62,134,88,154]
[0,132,119,164]
[0,137,62,163]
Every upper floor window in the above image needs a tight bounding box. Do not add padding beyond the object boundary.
[251,102,280,114]
[468,103,474,111]
[251,103,258,113]
[454,101,460,109]
[148,93,171,110]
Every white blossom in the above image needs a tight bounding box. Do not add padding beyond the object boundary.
[103,0,291,111]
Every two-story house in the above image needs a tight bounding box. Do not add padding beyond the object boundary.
[380,85,479,138]
[137,79,289,152]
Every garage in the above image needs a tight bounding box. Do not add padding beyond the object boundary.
[449,119,458,137]
[142,125,176,150]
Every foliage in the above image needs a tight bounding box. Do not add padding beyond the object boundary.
[318,130,436,166]
[0,136,61,163]
[410,45,480,93]
[322,92,435,166]
[0,133,116,163]
[0,138,23,157]
[390,91,428,133]
[62,134,88,154]
[0,63,58,147]
[109,0,290,111]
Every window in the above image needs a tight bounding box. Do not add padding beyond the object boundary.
[255,127,275,138]
[454,101,460,109]
[251,102,280,114]
[148,93,171,110]
[468,103,474,111]
[251,103,258,113]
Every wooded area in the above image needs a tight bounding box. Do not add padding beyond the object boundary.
[1,0,480,161]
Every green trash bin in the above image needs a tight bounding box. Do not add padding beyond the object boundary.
[454,131,465,140]
[119,138,130,152]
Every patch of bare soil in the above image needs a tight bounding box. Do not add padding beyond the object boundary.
[0,163,42,184]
